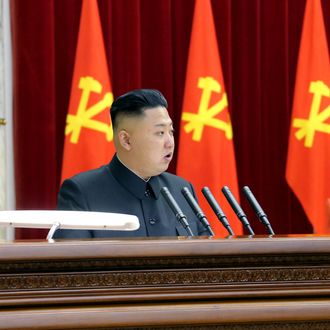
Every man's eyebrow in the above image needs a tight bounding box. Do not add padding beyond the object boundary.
[154,122,173,127]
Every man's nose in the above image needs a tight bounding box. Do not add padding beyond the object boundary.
[165,133,175,148]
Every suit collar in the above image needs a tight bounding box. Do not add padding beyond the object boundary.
[108,155,161,200]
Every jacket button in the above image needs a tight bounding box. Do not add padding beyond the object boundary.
[149,218,156,225]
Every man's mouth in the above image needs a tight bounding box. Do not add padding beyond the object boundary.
[164,152,173,161]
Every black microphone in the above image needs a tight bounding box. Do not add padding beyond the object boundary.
[160,187,194,236]
[201,187,234,235]
[221,185,255,235]
[242,186,275,235]
[181,187,214,236]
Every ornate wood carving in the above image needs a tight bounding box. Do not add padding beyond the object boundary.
[1,236,330,328]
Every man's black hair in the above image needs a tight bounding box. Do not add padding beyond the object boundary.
[110,89,168,130]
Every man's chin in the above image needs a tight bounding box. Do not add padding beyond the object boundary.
[153,164,170,177]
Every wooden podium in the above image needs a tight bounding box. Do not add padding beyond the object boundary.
[1,235,330,329]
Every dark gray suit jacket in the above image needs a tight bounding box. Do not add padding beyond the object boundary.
[54,155,209,238]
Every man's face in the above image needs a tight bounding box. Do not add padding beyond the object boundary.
[120,106,175,179]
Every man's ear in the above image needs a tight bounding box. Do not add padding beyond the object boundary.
[118,129,131,150]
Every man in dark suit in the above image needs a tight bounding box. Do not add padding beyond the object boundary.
[54,89,209,238]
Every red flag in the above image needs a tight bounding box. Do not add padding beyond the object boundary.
[61,0,115,181]
[286,0,330,233]
[177,0,242,235]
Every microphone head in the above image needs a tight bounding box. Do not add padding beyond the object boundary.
[221,185,254,235]
[161,187,193,236]
[221,185,245,218]
[202,186,210,194]
[160,187,180,215]
[181,186,190,197]
[242,185,266,218]
[182,186,214,235]
[241,186,274,235]
[202,186,225,217]
[181,186,204,218]
[201,186,234,235]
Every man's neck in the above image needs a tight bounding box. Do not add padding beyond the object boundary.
[116,154,150,182]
